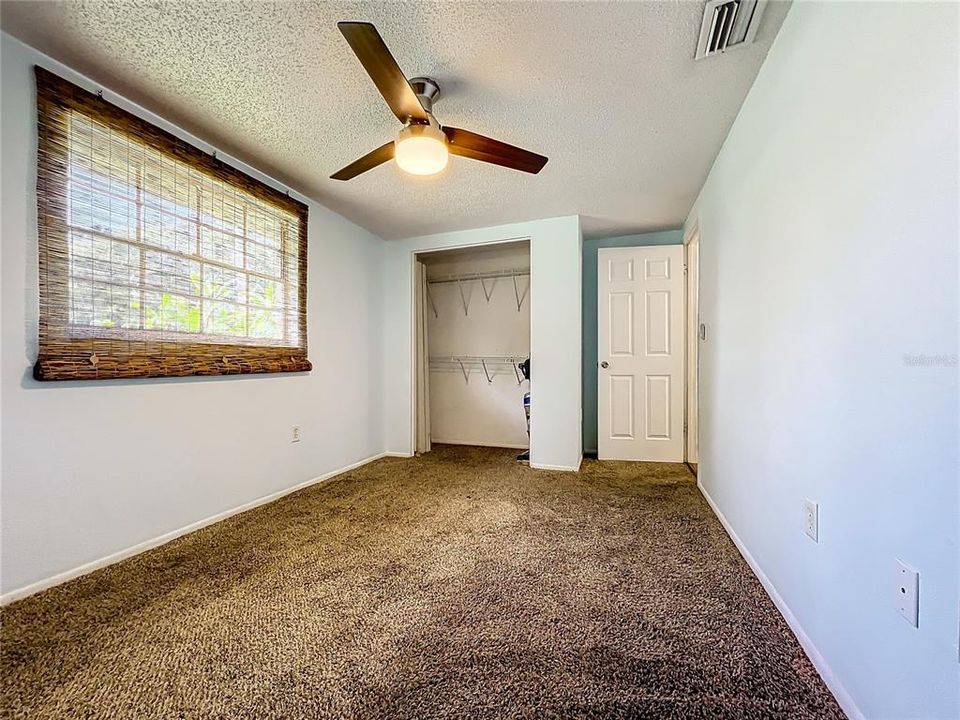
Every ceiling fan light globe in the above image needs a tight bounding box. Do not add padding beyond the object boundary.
[395,124,448,176]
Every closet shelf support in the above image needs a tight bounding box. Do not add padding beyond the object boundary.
[456,279,469,316]
[480,277,495,302]
[425,283,438,318]
[512,273,529,312]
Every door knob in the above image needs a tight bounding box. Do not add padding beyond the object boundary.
[600,361,609,369]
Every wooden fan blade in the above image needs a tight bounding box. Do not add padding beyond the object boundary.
[330,141,395,181]
[338,22,429,125]
[442,127,548,174]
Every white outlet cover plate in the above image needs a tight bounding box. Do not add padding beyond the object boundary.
[895,560,919,627]
[803,499,818,542]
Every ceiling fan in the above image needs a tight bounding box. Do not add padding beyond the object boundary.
[331,22,548,181]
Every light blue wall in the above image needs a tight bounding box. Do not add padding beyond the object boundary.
[685,3,958,718]
[582,230,683,453]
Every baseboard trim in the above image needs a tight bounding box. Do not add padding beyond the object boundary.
[0,451,390,607]
[530,456,582,472]
[697,481,865,720]
[382,451,414,458]
[430,439,529,450]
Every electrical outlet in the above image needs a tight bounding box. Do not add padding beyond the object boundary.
[291,425,301,443]
[803,499,818,542]
[895,559,919,627]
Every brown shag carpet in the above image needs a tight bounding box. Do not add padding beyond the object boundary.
[1,445,844,719]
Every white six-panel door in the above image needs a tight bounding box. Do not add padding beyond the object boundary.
[598,246,685,461]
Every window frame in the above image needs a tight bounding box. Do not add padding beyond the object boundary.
[33,67,311,381]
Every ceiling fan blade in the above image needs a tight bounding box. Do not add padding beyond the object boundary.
[330,141,395,181]
[442,127,548,174]
[338,22,429,125]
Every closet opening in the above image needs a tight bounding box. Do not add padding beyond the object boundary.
[413,240,531,459]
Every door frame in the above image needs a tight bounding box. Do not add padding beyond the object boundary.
[409,236,531,455]
[684,223,700,470]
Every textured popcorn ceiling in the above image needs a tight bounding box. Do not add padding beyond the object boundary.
[1,1,789,240]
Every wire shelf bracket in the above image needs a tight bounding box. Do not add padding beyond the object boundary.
[512,274,529,312]
[425,283,438,319]
[480,277,495,302]
[456,278,470,316]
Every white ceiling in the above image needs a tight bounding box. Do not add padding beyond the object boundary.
[1,1,789,240]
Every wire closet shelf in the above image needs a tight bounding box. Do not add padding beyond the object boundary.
[425,268,529,317]
[428,355,527,385]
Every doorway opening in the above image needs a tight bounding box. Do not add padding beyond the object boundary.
[413,240,531,456]
[593,236,700,468]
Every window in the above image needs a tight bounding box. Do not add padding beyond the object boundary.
[33,67,311,380]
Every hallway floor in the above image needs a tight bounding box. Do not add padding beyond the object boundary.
[1,446,843,719]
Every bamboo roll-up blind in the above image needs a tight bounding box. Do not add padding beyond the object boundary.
[33,67,311,381]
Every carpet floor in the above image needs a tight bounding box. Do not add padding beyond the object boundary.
[1,445,844,719]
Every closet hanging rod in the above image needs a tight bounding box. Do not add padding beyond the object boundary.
[426,268,529,286]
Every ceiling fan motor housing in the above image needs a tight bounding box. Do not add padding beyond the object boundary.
[408,77,441,116]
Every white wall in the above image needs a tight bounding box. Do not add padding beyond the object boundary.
[384,216,582,470]
[0,34,385,598]
[686,3,959,719]
[424,244,530,448]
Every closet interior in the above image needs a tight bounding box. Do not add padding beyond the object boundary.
[415,241,531,452]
